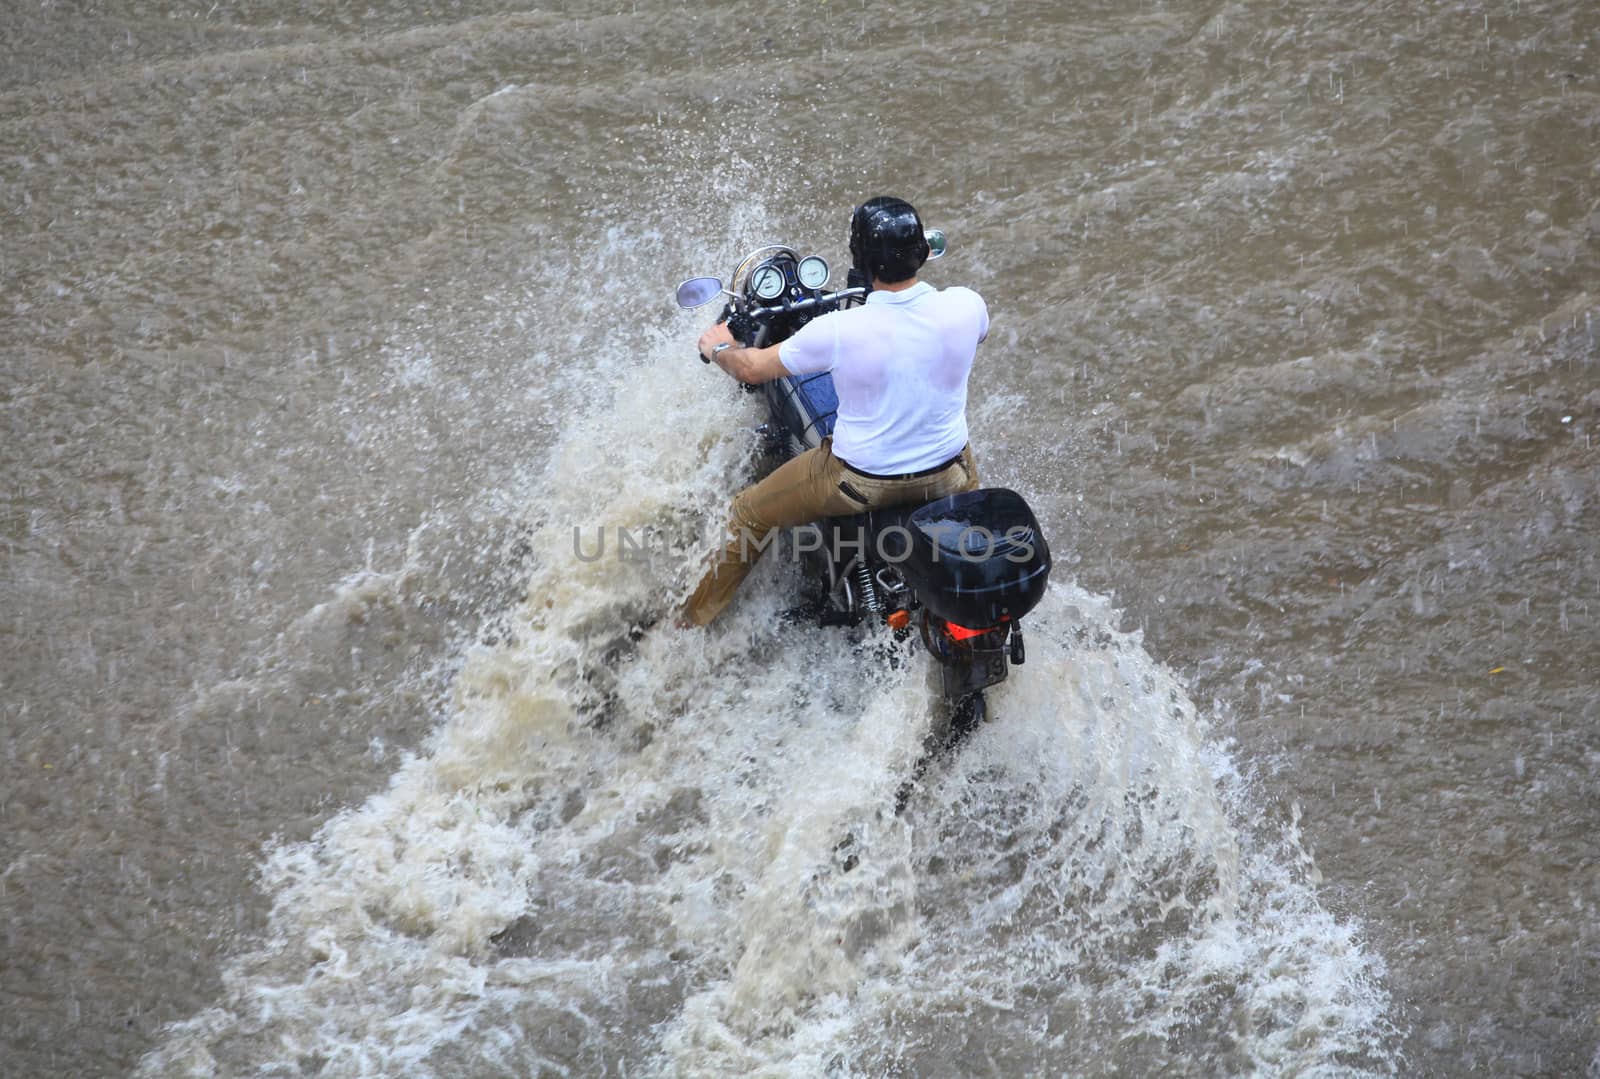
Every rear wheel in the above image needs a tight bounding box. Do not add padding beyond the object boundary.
[895,685,988,815]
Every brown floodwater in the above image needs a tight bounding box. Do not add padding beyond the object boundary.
[2,1,1595,1075]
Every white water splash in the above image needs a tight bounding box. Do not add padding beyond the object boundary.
[139,306,1394,1076]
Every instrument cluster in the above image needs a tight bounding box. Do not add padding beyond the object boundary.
[747,253,830,303]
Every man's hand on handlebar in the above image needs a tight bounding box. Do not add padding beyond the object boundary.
[696,321,788,386]
[698,321,736,363]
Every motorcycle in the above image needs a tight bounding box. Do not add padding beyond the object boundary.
[675,235,1051,760]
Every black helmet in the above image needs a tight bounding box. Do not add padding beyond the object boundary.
[849,196,929,285]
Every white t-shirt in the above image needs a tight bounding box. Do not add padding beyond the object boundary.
[778,281,988,475]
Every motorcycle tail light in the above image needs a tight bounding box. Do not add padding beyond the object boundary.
[941,620,991,642]
[886,609,911,630]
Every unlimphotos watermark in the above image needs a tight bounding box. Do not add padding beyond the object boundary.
[571,522,1036,565]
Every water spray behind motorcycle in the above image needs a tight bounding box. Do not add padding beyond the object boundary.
[676,238,1051,797]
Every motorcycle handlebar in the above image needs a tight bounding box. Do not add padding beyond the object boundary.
[697,287,868,364]
[765,287,868,315]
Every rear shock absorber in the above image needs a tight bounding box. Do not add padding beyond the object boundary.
[853,560,882,614]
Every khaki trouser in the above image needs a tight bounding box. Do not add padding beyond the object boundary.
[683,438,980,626]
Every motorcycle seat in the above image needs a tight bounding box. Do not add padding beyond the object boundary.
[815,500,925,560]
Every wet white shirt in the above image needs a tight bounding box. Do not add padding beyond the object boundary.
[778,281,988,475]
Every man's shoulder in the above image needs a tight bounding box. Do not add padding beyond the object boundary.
[931,284,988,341]
[928,285,988,325]
[819,301,882,329]
[935,284,986,306]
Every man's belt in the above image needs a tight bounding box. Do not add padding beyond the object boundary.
[841,447,966,482]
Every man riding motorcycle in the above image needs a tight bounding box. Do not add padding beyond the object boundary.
[681,196,990,627]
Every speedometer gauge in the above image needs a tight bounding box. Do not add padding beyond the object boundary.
[797,255,829,290]
[752,264,786,301]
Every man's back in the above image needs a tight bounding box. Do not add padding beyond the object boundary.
[780,282,989,475]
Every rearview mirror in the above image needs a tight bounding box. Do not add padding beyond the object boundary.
[925,229,947,260]
[675,276,724,309]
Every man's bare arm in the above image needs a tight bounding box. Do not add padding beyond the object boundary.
[697,322,790,385]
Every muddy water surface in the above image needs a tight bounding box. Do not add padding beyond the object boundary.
[2,1,1596,1075]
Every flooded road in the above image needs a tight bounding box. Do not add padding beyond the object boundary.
[2,1,1595,1075]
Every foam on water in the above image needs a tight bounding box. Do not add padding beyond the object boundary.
[138,284,1395,1074]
